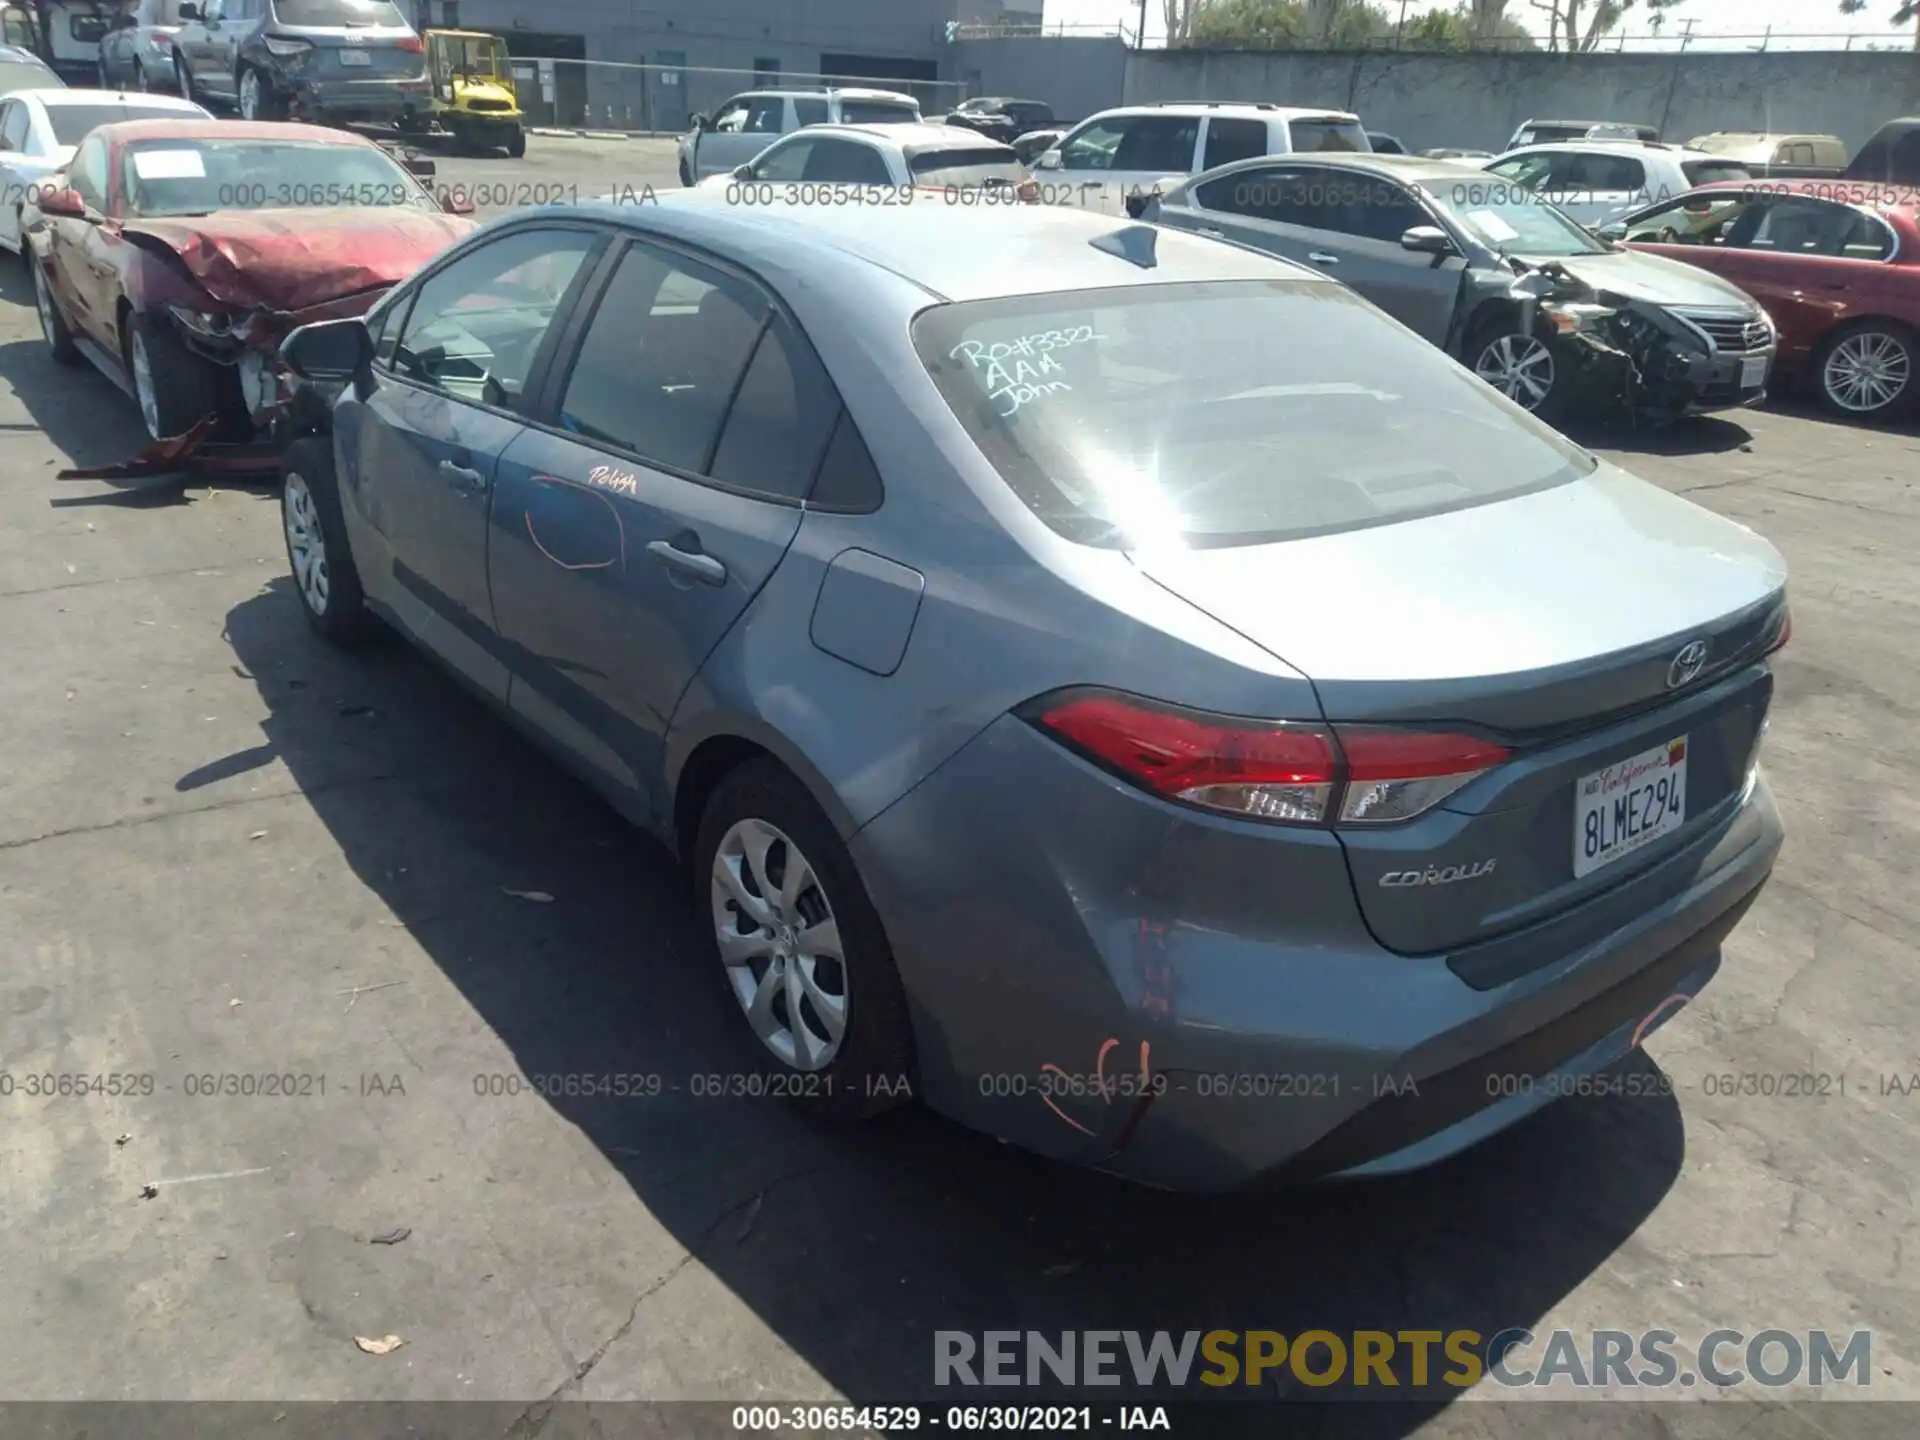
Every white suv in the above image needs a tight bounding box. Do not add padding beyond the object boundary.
[678,87,921,185]
[1482,141,1754,228]
[1032,102,1371,216]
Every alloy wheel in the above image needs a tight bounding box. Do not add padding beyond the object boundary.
[1822,330,1911,414]
[283,471,330,616]
[1475,333,1556,410]
[129,332,161,438]
[709,817,848,1071]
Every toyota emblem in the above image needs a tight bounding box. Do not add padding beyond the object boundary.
[1666,639,1710,690]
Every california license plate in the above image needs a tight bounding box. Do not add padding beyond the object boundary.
[1574,737,1688,879]
[1740,354,1768,389]
[339,48,372,66]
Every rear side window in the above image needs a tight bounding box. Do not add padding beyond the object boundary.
[557,242,769,475]
[1681,158,1751,185]
[708,315,840,501]
[1285,119,1368,153]
[1203,118,1267,170]
[909,147,1025,188]
[1564,153,1645,190]
[793,97,828,126]
[270,0,406,22]
[839,100,918,125]
[808,410,884,512]
[911,281,1592,549]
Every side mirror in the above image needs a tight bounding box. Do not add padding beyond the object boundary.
[403,154,436,178]
[1034,149,1062,170]
[37,185,87,218]
[689,112,709,131]
[177,1,200,17]
[1596,220,1628,242]
[730,163,751,180]
[281,316,373,381]
[1400,225,1455,255]
[440,188,474,215]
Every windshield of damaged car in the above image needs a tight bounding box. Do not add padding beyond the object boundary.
[49,105,202,146]
[1431,178,1608,256]
[912,280,1594,550]
[119,140,431,218]
[269,0,407,24]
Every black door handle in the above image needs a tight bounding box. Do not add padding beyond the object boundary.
[646,537,727,586]
[437,458,486,493]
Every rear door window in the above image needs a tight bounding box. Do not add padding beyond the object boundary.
[556,242,769,475]
[1202,117,1268,170]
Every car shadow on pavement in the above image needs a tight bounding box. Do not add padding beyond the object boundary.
[1565,412,1754,458]
[208,577,1692,1432]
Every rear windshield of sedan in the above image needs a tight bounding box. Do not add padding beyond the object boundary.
[840,100,919,125]
[48,104,200,146]
[119,139,430,217]
[1287,119,1370,153]
[912,280,1594,549]
[270,0,407,25]
[908,147,1026,188]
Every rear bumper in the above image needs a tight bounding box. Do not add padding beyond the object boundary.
[283,75,432,121]
[851,713,1782,1194]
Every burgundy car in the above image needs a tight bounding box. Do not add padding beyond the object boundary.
[1616,179,1920,421]
[26,118,475,444]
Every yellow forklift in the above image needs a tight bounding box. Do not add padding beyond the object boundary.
[421,29,526,158]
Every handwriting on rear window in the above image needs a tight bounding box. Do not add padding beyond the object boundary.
[951,326,1103,418]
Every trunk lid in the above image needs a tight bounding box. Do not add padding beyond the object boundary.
[1130,464,1787,954]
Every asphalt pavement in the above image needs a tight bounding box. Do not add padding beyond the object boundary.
[0,135,1916,1436]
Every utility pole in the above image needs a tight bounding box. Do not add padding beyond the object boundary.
[1138,0,1148,49]
[1677,16,1696,51]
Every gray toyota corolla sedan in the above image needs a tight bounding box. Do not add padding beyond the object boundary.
[274,196,1788,1193]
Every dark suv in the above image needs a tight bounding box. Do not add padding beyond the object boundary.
[945,96,1055,145]
[172,0,428,125]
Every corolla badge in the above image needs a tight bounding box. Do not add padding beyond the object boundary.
[1379,860,1497,888]
[1667,638,1711,690]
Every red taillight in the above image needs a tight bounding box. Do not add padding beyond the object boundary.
[1031,691,1508,827]
[1036,693,1337,825]
[396,34,424,52]
[1334,726,1510,824]
[1768,607,1792,654]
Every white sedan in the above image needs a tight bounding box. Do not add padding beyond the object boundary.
[702,122,1032,196]
[1479,140,1754,228]
[0,87,209,253]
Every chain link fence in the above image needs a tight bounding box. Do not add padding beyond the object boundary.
[510,59,973,136]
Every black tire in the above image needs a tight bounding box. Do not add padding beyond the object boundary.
[1811,319,1917,421]
[124,313,217,441]
[506,125,527,159]
[1466,312,1565,423]
[694,760,915,1119]
[678,156,694,188]
[280,436,377,645]
[32,253,80,365]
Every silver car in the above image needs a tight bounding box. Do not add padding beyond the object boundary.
[98,0,191,92]
[273,197,1787,1193]
[677,87,922,186]
[171,0,429,125]
[1150,153,1778,420]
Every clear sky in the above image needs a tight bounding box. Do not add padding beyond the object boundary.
[1042,0,1915,48]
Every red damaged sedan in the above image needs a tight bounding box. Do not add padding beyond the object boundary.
[1617,179,1920,420]
[25,119,476,444]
